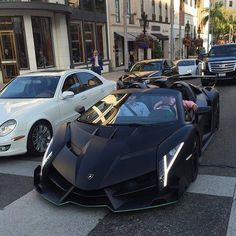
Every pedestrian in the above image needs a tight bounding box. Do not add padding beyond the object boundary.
[129,51,135,69]
[91,50,103,75]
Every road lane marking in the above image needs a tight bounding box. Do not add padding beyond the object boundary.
[188,175,236,198]
[226,184,236,236]
[0,190,108,236]
[0,160,40,177]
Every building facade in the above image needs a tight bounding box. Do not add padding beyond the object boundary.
[107,0,171,70]
[0,0,71,83]
[0,0,109,84]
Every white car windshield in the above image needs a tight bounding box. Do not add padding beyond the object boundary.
[0,76,60,99]
[177,60,195,66]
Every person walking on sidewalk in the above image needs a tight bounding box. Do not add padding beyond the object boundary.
[91,50,103,75]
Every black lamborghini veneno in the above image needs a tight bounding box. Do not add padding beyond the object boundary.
[34,82,219,212]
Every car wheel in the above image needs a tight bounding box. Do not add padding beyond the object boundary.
[192,137,200,182]
[27,121,52,156]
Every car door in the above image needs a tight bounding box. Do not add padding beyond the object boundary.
[77,71,106,105]
[58,73,88,124]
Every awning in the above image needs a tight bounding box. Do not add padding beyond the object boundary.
[114,32,136,41]
[151,33,169,41]
[129,32,156,40]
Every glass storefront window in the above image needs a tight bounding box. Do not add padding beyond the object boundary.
[95,0,106,13]
[0,17,28,70]
[32,17,54,69]
[84,22,95,62]
[68,0,81,8]
[83,0,93,11]
[70,22,84,63]
[96,24,107,60]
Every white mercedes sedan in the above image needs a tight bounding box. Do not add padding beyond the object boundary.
[0,69,116,157]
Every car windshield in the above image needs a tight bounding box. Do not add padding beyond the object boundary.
[0,76,60,98]
[131,61,162,72]
[208,44,236,57]
[177,60,195,66]
[78,92,179,126]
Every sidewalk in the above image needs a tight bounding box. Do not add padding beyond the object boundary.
[0,70,125,89]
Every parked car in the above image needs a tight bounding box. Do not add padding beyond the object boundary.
[34,82,219,212]
[117,59,179,89]
[0,69,116,157]
[202,43,236,86]
[176,59,204,76]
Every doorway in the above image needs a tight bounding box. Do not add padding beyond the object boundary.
[0,31,19,83]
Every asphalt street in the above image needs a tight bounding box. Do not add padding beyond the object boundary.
[0,77,236,236]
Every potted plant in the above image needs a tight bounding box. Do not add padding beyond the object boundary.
[136,33,154,49]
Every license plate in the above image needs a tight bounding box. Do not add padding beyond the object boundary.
[218,73,226,77]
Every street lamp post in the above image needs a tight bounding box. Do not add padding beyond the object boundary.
[185,21,190,59]
[139,11,149,59]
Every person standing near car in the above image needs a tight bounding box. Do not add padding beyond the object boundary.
[91,50,103,75]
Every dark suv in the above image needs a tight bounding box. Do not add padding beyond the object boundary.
[117,59,179,89]
[202,44,236,86]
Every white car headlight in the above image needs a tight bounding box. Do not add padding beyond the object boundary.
[159,142,184,188]
[40,138,54,175]
[0,119,17,137]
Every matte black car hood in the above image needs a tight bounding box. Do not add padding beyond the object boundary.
[52,122,181,190]
[122,71,159,80]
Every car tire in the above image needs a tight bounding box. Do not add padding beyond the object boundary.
[215,101,220,131]
[192,137,200,182]
[27,121,52,156]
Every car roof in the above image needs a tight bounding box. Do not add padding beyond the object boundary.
[211,43,236,49]
[135,59,167,64]
[16,69,92,77]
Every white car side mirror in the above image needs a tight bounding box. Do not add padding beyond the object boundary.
[62,91,74,99]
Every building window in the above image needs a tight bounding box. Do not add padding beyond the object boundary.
[152,0,156,21]
[190,0,193,7]
[127,0,134,24]
[229,1,233,7]
[141,0,144,13]
[32,17,54,69]
[95,0,106,13]
[0,17,28,69]
[68,0,81,8]
[96,24,108,60]
[70,22,84,64]
[165,3,168,23]
[83,0,93,11]
[159,1,162,22]
[115,0,120,23]
[84,22,95,62]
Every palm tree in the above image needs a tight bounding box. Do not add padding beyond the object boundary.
[201,2,226,41]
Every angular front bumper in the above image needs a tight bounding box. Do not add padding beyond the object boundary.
[34,165,180,212]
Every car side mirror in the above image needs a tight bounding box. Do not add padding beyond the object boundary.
[196,106,211,115]
[62,91,74,99]
[75,105,85,114]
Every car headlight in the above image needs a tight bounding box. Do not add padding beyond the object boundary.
[0,119,17,137]
[40,138,54,175]
[159,142,184,188]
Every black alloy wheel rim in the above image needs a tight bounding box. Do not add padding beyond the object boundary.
[32,124,52,153]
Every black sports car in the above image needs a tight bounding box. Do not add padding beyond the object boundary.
[117,59,179,89]
[34,82,219,212]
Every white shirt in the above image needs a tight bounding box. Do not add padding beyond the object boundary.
[94,55,99,67]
